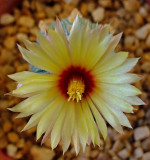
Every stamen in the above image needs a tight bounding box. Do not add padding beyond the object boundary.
[67,79,85,102]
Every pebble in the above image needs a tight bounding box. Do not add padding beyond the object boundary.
[142,138,150,151]
[146,35,150,47]
[7,144,17,157]
[18,16,35,28]
[16,33,28,42]
[0,14,15,25]
[123,0,140,12]
[7,132,19,143]
[134,126,150,141]
[141,62,150,72]
[124,36,135,47]
[118,149,130,159]
[134,147,143,158]
[92,7,105,22]
[135,24,150,40]
[3,36,16,50]
[139,7,148,18]
[98,0,112,8]
[30,145,55,160]
[3,120,12,132]
[143,152,150,160]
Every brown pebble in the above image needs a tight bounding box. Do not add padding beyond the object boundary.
[134,147,143,159]
[142,138,150,151]
[143,152,150,160]
[30,145,55,160]
[18,16,35,28]
[7,132,19,143]
[118,149,130,159]
[134,126,150,141]
[3,36,16,50]
[3,120,12,132]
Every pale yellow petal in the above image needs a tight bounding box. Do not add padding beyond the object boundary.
[62,102,75,153]
[87,97,107,140]
[109,108,132,128]
[124,96,145,105]
[91,95,123,133]
[37,96,64,140]
[100,83,141,97]
[81,100,100,146]
[99,91,134,113]
[100,58,139,76]
[51,104,67,150]
[22,111,43,131]
[73,124,80,155]
[10,91,57,117]
[94,52,128,74]
[76,102,88,151]
[101,33,122,61]
[97,74,141,84]
[18,45,60,73]
[12,82,55,98]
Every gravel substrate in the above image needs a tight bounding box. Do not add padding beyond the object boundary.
[0,0,150,160]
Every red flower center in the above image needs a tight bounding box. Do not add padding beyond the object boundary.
[57,66,96,101]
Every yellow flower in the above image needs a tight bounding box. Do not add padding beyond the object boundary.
[9,16,144,154]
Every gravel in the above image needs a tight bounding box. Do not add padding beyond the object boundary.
[0,0,150,160]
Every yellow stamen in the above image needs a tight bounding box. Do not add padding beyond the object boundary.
[67,78,85,102]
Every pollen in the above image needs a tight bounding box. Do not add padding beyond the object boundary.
[67,78,85,102]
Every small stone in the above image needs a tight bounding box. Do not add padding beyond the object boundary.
[92,7,105,22]
[141,62,150,73]
[3,120,12,132]
[16,33,28,42]
[139,7,148,18]
[134,147,143,158]
[124,36,135,47]
[1,65,15,75]
[118,149,130,159]
[135,13,144,25]
[4,36,16,50]
[143,152,150,160]
[112,140,124,152]
[134,126,150,141]
[0,137,8,149]
[7,132,19,143]
[53,4,61,13]
[135,24,150,40]
[17,138,25,148]
[7,144,17,157]
[0,14,15,25]
[98,0,112,8]
[30,145,55,160]
[87,2,96,12]
[18,16,35,28]
[123,0,140,12]
[142,138,150,151]
[146,35,150,47]
[97,153,110,160]
[63,0,80,5]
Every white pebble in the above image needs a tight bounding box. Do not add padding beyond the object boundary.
[92,7,105,22]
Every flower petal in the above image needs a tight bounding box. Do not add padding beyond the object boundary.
[51,104,67,150]
[18,45,59,73]
[87,97,107,140]
[81,100,100,145]
[100,83,141,97]
[37,96,64,140]
[100,58,139,76]
[76,102,88,151]
[94,51,128,74]
[91,95,123,133]
[97,73,141,84]
[62,102,75,153]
